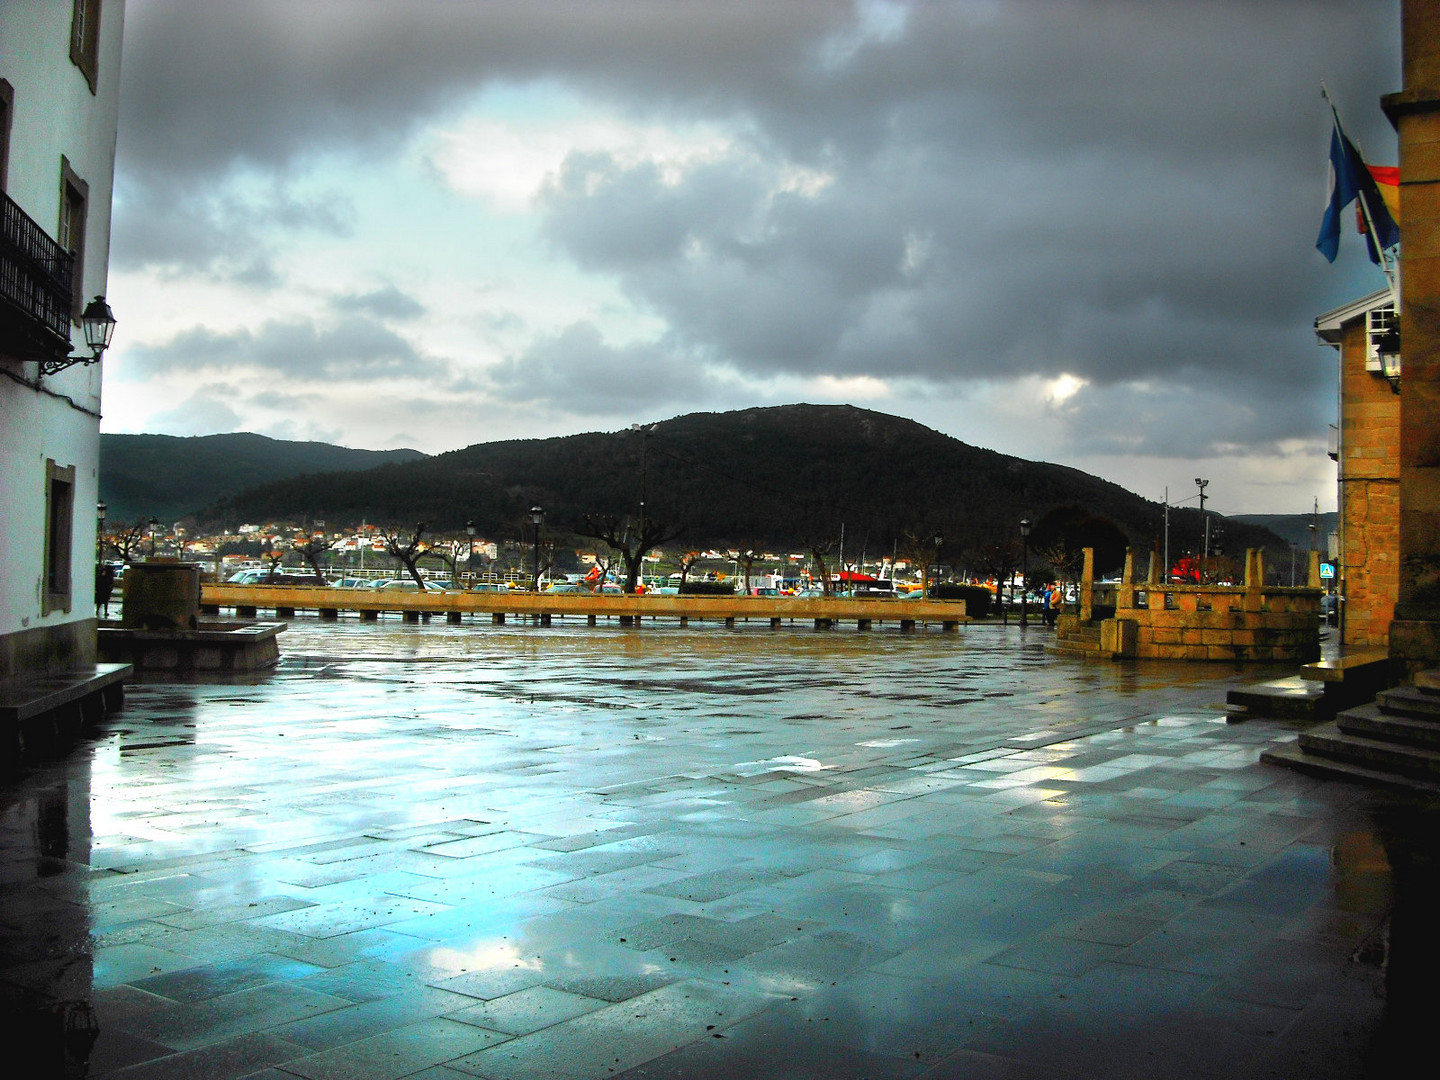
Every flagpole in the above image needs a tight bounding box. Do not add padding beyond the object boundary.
[1323,84,1401,310]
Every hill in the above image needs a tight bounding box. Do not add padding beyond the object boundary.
[198,405,1285,572]
[100,433,426,523]
[1231,513,1338,551]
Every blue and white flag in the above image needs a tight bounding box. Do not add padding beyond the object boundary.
[1317,107,1400,263]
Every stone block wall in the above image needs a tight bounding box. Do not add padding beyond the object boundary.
[1055,547,1320,662]
[1337,317,1402,648]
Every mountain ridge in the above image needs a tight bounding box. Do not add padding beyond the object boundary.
[185,404,1286,569]
[99,432,426,523]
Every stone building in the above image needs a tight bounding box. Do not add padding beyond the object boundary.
[1315,289,1401,648]
[1386,0,1440,670]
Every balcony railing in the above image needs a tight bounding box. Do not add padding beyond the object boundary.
[0,190,74,358]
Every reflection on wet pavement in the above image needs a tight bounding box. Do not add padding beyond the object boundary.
[1,619,1431,1077]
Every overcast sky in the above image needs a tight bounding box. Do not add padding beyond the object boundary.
[102,0,1400,514]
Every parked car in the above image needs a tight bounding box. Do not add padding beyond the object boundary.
[376,579,448,592]
[225,569,314,585]
[471,582,513,593]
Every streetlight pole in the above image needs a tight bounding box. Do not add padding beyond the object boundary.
[96,501,107,561]
[466,520,477,581]
[529,506,544,592]
[148,516,159,559]
[929,534,943,597]
[1194,478,1209,573]
[1019,518,1031,628]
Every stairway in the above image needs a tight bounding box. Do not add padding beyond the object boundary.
[1052,622,1105,658]
[1261,669,1440,794]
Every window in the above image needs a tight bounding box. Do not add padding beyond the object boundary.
[58,157,87,320]
[43,460,76,615]
[70,0,103,94]
[0,79,12,192]
[1366,305,1397,373]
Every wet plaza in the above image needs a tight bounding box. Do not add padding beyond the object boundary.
[3,618,1436,1078]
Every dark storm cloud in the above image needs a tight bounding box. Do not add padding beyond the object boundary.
[490,322,725,411]
[111,173,354,279]
[117,0,1399,458]
[127,316,432,379]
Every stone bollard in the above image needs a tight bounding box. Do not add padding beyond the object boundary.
[1118,548,1136,610]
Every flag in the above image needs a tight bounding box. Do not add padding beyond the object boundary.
[1368,164,1400,223]
[1317,107,1400,263]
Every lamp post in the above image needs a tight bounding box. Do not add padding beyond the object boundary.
[929,534,943,597]
[1194,478,1209,573]
[1019,518,1031,628]
[529,506,545,592]
[148,516,159,558]
[466,520,477,580]
[96,501,107,560]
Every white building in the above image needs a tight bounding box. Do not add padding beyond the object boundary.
[1,1,126,683]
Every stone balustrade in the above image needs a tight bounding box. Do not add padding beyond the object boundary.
[1056,547,1321,662]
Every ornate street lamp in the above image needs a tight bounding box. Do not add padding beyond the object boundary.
[529,506,545,592]
[1375,324,1401,393]
[1019,518,1031,628]
[96,501,107,557]
[41,296,118,375]
[148,516,159,558]
[466,520,477,578]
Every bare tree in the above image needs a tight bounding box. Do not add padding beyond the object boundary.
[805,537,838,596]
[296,534,336,585]
[677,551,700,589]
[737,550,759,595]
[262,541,287,583]
[968,538,1021,622]
[899,531,944,595]
[1034,542,1083,596]
[585,549,618,593]
[425,539,470,586]
[105,519,149,565]
[578,514,683,594]
[378,522,431,589]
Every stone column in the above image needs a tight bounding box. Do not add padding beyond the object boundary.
[1118,548,1136,611]
[1387,0,1440,666]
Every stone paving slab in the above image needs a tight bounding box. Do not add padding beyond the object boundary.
[0,621,1434,1077]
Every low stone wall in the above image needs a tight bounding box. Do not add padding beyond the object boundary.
[98,621,284,674]
[1055,548,1321,663]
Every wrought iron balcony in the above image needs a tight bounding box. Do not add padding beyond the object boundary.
[0,190,75,360]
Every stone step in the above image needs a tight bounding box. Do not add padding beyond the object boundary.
[1377,684,1440,719]
[1337,702,1440,748]
[1413,668,1440,693]
[1225,676,1326,720]
[1053,641,1106,659]
[1260,742,1440,795]
[1297,723,1440,780]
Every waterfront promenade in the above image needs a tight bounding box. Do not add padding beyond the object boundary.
[201,584,968,631]
[2,620,1428,1078]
